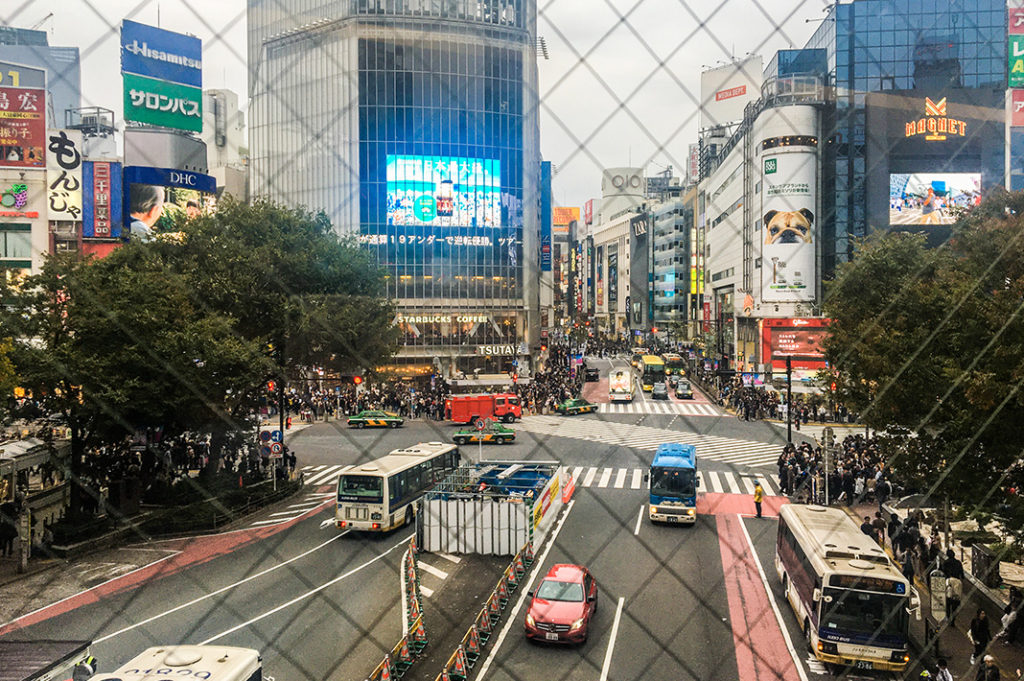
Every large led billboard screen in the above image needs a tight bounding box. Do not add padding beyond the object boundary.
[889,173,981,226]
[386,155,500,228]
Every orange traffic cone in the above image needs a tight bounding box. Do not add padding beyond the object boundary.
[476,607,492,634]
[466,626,482,658]
[523,541,534,564]
[505,565,518,589]
[452,646,468,678]
[514,552,526,578]
[496,575,510,604]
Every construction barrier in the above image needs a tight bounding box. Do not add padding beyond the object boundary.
[429,541,535,680]
[562,469,576,503]
[363,539,428,681]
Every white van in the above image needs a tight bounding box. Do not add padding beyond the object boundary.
[89,646,264,681]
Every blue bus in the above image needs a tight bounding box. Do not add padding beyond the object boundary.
[648,443,698,524]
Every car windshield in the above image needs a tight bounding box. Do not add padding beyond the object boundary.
[536,579,584,602]
[678,382,690,390]
[821,588,909,639]
[651,466,696,498]
[338,475,383,501]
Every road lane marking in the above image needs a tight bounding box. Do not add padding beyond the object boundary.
[476,500,576,681]
[737,517,808,681]
[706,471,722,493]
[200,533,412,645]
[634,504,644,535]
[583,467,598,487]
[599,597,626,681]
[631,469,643,489]
[614,469,627,488]
[598,467,613,488]
[723,471,741,494]
[418,562,449,579]
[436,552,462,564]
[93,532,349,644]
[420,585,434,597]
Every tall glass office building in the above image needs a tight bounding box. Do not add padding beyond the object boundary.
[797,0,1007,274]
[248,1,541,376]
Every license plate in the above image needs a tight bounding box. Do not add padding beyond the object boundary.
[667,516,679,523]
[855,661,873,670]
[545,632,559,641]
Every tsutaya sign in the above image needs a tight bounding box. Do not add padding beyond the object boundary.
[477,344,516,355]
[904,97,966,141]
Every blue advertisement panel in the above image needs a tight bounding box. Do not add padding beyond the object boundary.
[82,161,124,238]
[122,165,216,241]
[386,154,501,228]
[540,160,552,272]
[121,19,202,88]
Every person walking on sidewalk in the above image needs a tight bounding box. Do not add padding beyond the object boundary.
[976,654,1000,681]
[969,609,992,665]
[944,549,965,625]
[754,481,764,518]
[935,658,953,681]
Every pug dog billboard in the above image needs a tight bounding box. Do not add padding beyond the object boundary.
[761,151,816,303]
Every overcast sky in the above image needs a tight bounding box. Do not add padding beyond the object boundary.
[2,0,829,207]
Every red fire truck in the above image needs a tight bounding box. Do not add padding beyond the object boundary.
[445,393,522,425]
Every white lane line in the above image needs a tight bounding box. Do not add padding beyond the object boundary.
[269,510,308,517]
[436,552,462,564]
[476,500,576,681]
[723,471,741,494]
[93,532,349,643]
[305,466,343,486]
[737,517,809,681]
[706,471,723,494]
[418,562,449,580]
[200,533,412,645]
[599,597,626,681]
[582,467,598,487]
[598,468,613,488]
[286,501,325,509]
[420,585,434,598]
[250,518,292,526]
[633,504,644,535]
[739,476,757,495]
[613,469,627,488]
[631,469,643,489]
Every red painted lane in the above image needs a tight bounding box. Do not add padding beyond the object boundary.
[582,377,609,403]
[699,493,789,518]
[717,513,801,681]
[0,497,333,636]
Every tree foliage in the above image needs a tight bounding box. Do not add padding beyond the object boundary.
[823,190,1024,512]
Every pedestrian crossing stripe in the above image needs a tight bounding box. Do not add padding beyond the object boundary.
[515,415,784,468]
[596,402,720,416]
[291,463,782,497]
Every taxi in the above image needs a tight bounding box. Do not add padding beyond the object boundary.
[346,410,404,428]
[555,397,598,416]
[452,423,516,445]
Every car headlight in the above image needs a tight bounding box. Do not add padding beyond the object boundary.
[569,618,584,631]
[650,505,658,515]
[686,509,695,515]
[525,613,535,627]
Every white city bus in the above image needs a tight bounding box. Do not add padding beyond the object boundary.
[775,504,918,673]
[335,442,460,532]
[90,645,264,681]
[608,368,635,402]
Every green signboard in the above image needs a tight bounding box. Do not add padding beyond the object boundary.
[764,158,778,174]
[123,72,202,132]
[1011,36,1024,88]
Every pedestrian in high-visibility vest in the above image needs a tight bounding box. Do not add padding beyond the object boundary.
[753,482,764,518]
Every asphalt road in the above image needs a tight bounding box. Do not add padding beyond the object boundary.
[1,356,833,681]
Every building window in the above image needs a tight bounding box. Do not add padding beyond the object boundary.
[0,224,31,262]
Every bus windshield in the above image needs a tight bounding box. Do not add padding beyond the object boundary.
[338,475,383,502]
[821,588,909,639]
[664,356,685,372]
[651,466,696,498]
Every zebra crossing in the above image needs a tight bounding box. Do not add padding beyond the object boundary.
[516,415,783,468]
[597,401,720,416]
[248,490,334,527]
[562,465,781,495]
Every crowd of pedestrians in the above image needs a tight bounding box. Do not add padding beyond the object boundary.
[512,344,583,413]
[775,434,890,505]
[722,380,854,424]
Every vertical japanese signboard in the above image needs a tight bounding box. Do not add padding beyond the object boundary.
[82,161,123,238]
[0,86,45,168]
[1011,9,1024,87]
[46,129,83,221]
[121,20,202,133]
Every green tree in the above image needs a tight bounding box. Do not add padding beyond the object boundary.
[823,190,1024,507]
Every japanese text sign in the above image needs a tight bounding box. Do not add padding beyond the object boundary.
[46,129,83,221]
[123,72,202,132]
[1011,35,1024,88]
[0,86,45,168]
[83,161,123,238]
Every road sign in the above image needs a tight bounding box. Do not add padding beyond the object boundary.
[270,430,283,443]
[270,442,283,454]
[260,446,271,457]
[259,431,271,443]
[476,420,486,431]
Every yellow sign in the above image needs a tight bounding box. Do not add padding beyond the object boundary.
[905,97,966,141]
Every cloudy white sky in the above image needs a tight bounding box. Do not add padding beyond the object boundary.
[2,0,829,206]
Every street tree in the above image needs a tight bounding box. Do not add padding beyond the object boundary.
[823,190,1024,512]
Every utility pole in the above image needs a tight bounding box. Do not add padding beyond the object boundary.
[786,356,793,444]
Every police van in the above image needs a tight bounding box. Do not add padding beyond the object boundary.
[89,645,265,681]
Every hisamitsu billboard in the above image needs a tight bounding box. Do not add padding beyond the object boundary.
[121,19,202,88]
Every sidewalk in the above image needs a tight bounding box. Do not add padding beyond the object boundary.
[844,500,1024,680]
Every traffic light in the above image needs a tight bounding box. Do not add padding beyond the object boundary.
[353,375,363,385]
[830,381,837,392]
[267,380,276,392]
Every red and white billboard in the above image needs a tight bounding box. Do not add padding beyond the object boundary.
[761,318,830,371]
[1010,8,1024,35]
[699,55,762,130]
[0,86,46,169]
[583,199,594,225]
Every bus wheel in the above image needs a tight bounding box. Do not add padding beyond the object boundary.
[404,507,414,527]
[803,619,813,653]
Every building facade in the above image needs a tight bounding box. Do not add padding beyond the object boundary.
[247,0,541,377]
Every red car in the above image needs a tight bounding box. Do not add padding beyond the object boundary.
[524,564,599,644]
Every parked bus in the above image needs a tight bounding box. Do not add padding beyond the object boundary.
[638,355,665,392]
[608,367,636,402]
[648,443,698,524]
[775,504,918,673]
[335,442,461,532]
[663,353,686,377]
[90,645,265,681]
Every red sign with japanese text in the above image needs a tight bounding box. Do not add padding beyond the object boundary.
[1013,90,1024,127]
[761,318,831,371]
[1010,8,1024,35]
[0,87,45,168]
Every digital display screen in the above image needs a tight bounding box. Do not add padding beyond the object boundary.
[386,155,501,228]
[770,329,825,359]
[830,574,907,594]
[889,173,981,226]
